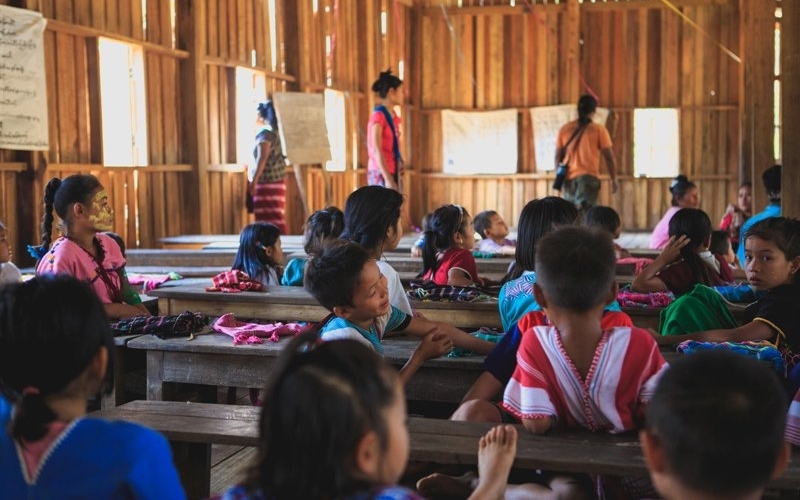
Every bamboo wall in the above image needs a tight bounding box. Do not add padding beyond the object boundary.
[0,0,780,265]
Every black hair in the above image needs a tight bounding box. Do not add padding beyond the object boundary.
[257,101,278,131]
[744,217,800,284]
[709,230,731,257]
[669,175,697,207]
[243,329,399,499]
[577,94,598,124]
[341,186,403,255]
[762,164,781,202]
[667,208,717,291]
[0,275,115,442]
[29,174,103,259]
[104,231,126,257]
[303,207,344,256]
[506,197,579,281]
[472,210,498,239]
[371,69,403,99]
[305,239,373,310]
[535,226,616,312]
[421,205,471,279]
[583,206,621,236]
[645,350,787,497]
[232,222,282,281]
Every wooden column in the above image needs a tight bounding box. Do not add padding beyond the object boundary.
[782,0,800,218]
[739,0,775,209]
[563,0,581,104]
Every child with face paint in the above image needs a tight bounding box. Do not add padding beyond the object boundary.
[29,174,150,320]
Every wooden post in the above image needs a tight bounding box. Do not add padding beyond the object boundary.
[564,0,581,104]
[739,0,775,209]
[782,0,800,218]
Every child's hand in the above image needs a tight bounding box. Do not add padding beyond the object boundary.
[416,329,454,360]
[657,235,690,264]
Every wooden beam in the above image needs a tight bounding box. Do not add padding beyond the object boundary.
[0,163,27,172]
[420,0,733,17]
[782,0,800,218]
[45,19,188,58]
[202,56,297,82]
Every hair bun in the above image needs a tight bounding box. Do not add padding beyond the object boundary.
[670,175,689,192]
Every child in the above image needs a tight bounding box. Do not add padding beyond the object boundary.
[305,239,495,384]
[641,350,789,500]
[632,207,733,296]
[720,181,752,253]
[342,185,413,315]
[710,229,738,269]
[738,165,781,266]
[0,275,185,499]
[657,217,800,383]
[421,204,484,286]
[0,221,22,286]
[29,175,150,320]
[232,222,283,287]
[473,210,516,256]
[583,205,631,259]
[410,212,431,258]
[220,330,517,500]
[281,206,344,286]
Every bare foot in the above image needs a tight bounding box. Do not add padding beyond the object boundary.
[416,471,477,499]
[469,424,517,500]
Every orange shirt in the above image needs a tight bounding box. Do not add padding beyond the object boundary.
[556,120,612,180]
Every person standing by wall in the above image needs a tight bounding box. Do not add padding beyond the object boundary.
[367,70,404,192]
[248,101,287,234]
[554,94,618,212]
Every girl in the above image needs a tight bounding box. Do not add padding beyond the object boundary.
[368,69,404,191]
[248,101,287,233]
[719,181,752,253]
[29,174,150,320]
[221,329,517,500]
[657,217,800,377]
[583,205,632,259]
[649,174,700,249]
[421,204,483,287]
[342,185,413,315]
[633,208,733,296]
[0,275,185,499]
[232,222,283,287]
[281,206,344,286]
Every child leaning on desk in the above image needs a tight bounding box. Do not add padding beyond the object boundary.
[304,239,495,385]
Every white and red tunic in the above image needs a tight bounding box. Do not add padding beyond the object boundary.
[502,325,667,433]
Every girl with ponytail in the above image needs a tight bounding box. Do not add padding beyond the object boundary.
[367,69,404,191]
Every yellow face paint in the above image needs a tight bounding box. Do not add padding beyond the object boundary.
[88,189,114,231]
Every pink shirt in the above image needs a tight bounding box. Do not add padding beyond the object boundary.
[368,108,401,175]
[649,206,681,249]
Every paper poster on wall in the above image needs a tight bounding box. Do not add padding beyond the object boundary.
[0,5,49,150]
[442,109,518,175]
[271,92,331,165]
[529,105,609,172]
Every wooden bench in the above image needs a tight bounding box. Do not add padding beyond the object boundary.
[94,400,800,499]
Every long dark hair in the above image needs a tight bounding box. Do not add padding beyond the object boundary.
[577,94,598,124]
[341,186,403,255]
[243,329,399,499]
[232,222,282,280]
[668,208,716,287]
[421,204,470,278]
[303,207,344,256]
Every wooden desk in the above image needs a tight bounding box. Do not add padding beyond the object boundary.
[149,285,501,330]
[127,333,483,404]
[102,334,145,410]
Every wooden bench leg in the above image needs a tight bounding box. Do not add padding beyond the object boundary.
[169,441,211,500]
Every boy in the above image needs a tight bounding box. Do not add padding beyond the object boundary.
[473,210,516,255]
[641,350,790,500]
[304,239,494,384]
[583,205,631,259]
[0,222,22,286]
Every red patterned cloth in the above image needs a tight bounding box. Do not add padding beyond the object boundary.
[206,270,265,292]
[212,313,304,345]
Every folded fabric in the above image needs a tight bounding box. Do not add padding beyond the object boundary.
[111,311,209,339]
[127,271,183,293]
[616,287,674,308]
[207,270,265,292]
[658,284,738,336]
[406,280,498,302]
[617,257,655,275]
[212,313,305,345]
[676,340,785,374]
[447,327,503,358]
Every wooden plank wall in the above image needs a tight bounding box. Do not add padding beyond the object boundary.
[409,0,744,231]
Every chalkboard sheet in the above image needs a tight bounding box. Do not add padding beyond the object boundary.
[272,92,332,165]
[530,105,610,172]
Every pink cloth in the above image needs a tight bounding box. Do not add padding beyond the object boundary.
[649,206,680,249]
[36,234,126,304]
[127,272,182,293]
[212,313,304,345]
[617,257,655,275]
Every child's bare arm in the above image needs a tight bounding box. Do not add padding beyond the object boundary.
[403,316,495,355]
[631,235,689,293]
[522,416,554,434]
[460,371,504,404]
[398,331,453,385]
[447,268,475,287]
[654,320,776,346]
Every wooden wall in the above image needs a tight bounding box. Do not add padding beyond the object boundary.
[0,0,781,265]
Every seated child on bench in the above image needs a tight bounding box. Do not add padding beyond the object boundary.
[473,210,516,256]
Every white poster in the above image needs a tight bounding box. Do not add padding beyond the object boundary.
[530,104,609,172]
[442,109,518,175]
[0,5,48,150]
[271,91,331,165]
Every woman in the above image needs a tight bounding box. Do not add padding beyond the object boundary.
[649,175,700,249]
[367,69,404,191]
[248,101,287,234]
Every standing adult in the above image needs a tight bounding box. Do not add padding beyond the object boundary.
[248,101,287,234]
[555,94,618,212]
[649,175,700,249]
[736,164,782,266]
[367,69,404,192]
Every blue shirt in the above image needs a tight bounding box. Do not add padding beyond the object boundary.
[319,305,411,355]
[737,203,781,266]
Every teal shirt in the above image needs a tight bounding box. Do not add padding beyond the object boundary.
[280,258,307,286]
[319,305,411,355]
